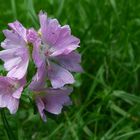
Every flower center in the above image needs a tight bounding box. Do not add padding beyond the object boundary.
[40,43,53,66]
[34,91,46,98]
[7,84,17,93]
[41,43,50,56]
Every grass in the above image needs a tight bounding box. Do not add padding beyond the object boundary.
[1,0,140,139]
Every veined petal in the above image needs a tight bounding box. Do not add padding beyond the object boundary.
[35,87,72,121]
[8,21,27,42]
[0,48,19,60]
[47,63,75,88]
[29,63,47,90]
[32,39,44,67]
[39,11,48,44]
[44,19,60,45]
[0,94,6,107]
[7,96,19,114]
[0,24,29,79]
[27,28,39,43]
[7,57,29,79]
[42,87,72,115]
[0,76,25,114]
[0,46,29,79]
[12,78,26,99]
[36,97,46,121]
[51,25,80,55]
[39,11,61,46]
[56,52,83,72]
[4,57,21,71]
[1,29,26,49]
[51,44,80,56]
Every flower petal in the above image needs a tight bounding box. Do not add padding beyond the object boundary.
[7,96,19,114]
[29,63,47,90]
[0,48,21,61]
[47,63,75,88]
[0,76,24,114]
[36,97,47,121]
[39,11,48,44]
[0,94,6,107]
[1,29,26,49]
[32,39,44,68]
[4,57,21,71]
[56,52,83,72]
[44,87,72,114]
[12,78,26,99]
[27,28,39,43]
[7,57,29,79]
[0,47,29,79]
[8,21,27,42]
[51,25,80,56]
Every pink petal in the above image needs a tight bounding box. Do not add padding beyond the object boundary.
[4,57,21,71]
[1,30,26,49]
[0,76,25,114]
[7,96,19,114]
[51,25,80,56]
[0,48,22,61]
[8,21,27,42]
[32,39,44,67]
[29,63,47,90]
[39,11,48,44]
[0,94,6,107]
[56,52,83,72]
[47,63,75,88]
[7,58,29,79]
[36,97,47,121]
[12,78,26,99]
[43,88,72,114]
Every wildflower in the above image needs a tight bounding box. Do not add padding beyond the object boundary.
[31,85,72,121]
[0,76,25,114]
[0,11,82,121]
[26,28,47,89]
[29,62,72,122]
[0,21,29,79]
[32,11,83,89]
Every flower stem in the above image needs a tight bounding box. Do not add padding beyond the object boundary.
[0,109,17,140]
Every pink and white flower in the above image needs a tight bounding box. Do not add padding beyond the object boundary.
[0,21,30,79]
[0,76,26,114]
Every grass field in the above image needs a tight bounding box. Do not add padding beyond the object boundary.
[1,0,140,139]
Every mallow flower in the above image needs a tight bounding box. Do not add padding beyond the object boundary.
[30,79,72,121]
[0,21,30,79]
[31,11,83,89]
[0,10,82,122]
[29,54,72,121]
[0,76,25,114]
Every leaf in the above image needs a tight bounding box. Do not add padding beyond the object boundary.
[112,90,140,104]
[109,101,130,117]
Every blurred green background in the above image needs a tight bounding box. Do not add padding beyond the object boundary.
[1,0,140,139]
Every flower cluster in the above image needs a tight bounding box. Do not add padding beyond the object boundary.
[0,11,82,121]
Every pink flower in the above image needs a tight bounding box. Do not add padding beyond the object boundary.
[0,11,82,121]
[31,85,72,121]
[31,11,83,89]
[0,21,29,79]
[0,76,25,114]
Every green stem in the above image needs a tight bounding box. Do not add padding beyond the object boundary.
[1,109,17,140]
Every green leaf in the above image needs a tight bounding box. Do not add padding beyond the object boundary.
[112,90,140,104]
